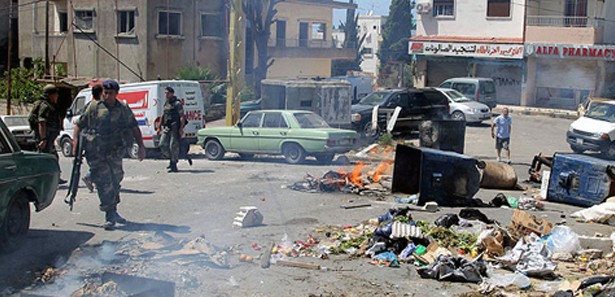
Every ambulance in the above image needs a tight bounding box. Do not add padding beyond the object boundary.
[57,80,206,158]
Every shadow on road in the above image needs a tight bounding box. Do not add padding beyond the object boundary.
[177,169,215,174]
[77,221,191,233]
[0,229,94,291]
[119,188,155,195]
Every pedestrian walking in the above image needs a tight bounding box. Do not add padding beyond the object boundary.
[29,84,67,184]
[491,107,512,164]
[158,87,185,172]
[73,80,146,229]
[78,85,103,192]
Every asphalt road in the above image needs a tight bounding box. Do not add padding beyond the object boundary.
[1,114,613,296]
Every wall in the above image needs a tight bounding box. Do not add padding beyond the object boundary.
[601,0,615,43]
[267,58,331,79]
[358,15,385,77]
[416,0,525,39]
[273,2,332,46]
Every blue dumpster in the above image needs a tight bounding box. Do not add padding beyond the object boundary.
[392,144,482,206]
[547,153,615,207]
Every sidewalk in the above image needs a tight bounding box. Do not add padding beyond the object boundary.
[492,104,579,120]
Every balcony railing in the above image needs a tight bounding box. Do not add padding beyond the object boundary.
[268,38,358,49]
[526,15,597,27]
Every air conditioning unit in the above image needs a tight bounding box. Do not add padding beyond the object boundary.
[416,2,431,14]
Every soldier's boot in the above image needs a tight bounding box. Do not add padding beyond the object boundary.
[168,161,178,173]
[166,160,172,169]
[106,210,127,224]
[187,155,193,166]
[104,212,116,230]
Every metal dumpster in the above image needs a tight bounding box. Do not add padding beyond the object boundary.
[547,153,615,207]
[418,120,466,154]
[392,144,482,206]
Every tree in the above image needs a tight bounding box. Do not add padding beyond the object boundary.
[0,57,45,106]
[177,63,225,105]
[243,0,284,95]
[378,0,414,87]
[331,0,366,76]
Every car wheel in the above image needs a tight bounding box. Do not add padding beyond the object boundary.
[361,121,380,141]
[315,153,335,164]
[204,139,225,160]
[60,137,74,157]
[451,111,466,122]
[238,153,254,160]
[127,143,140,159]
[570,145,585,154]
[0,193,30,253]
[601,142,615,160]
[282,143,306,164]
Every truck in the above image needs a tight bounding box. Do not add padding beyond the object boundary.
[57,80,206,158]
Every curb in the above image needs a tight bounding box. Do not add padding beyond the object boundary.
[492,105,578,120]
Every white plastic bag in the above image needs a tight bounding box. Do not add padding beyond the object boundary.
[544,226,581,254]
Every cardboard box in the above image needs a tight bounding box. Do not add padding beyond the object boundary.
[510,209,553,237]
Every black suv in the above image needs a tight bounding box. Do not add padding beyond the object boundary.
[351,88,450,138]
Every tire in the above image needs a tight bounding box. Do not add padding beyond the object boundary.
[570,145,585,154]
[451,111,466,122]
[127,143,140,159]
[315,153,335,164]
[0,193,30,254]
[282,143,306,164]
[601,142,615,160]
[204,139,225,160]
[361,121,380,141]
[60,137,74,157]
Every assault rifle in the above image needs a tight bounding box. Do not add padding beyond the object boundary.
[65,132,85,211]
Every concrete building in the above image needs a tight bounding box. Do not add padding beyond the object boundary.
[18,0,227,82]
[252,0,357,80]
[357,13,386,78]
[410,0,615,109]
[0,0,17,70]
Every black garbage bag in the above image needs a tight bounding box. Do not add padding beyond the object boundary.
[434,214,459,228]
[459,208,494,224]
[552,291,574,297]
[417,255,487,283]
[490,193,510,207]
[579,275,615,291]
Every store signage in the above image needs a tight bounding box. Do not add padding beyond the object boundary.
[525,44,615,61]
[409,41,524,59]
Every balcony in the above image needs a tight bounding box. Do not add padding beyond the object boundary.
[526,16,603,45]
[267,38,357,60]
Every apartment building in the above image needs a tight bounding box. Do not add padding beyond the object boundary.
[410,0,615,109]
[358,13,386,78]
[18,0,227,82]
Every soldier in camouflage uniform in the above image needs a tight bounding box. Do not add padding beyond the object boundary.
[158,86,185,172]
[74,80,146,229]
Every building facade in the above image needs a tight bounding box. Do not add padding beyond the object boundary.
[411,0,615,109]
[18,0,227,82]
[357,13,386,78]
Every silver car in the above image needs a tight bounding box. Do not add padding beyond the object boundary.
[0,115,37,151]
[436,88,491,123]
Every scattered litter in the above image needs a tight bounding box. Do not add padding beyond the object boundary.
[233,206,264,228]
[417,255,487,283]
[496,234,557,278]
[276,260,321,270]
[484,271,531,289]
[570,199,615,226]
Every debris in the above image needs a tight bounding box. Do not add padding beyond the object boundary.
[480,161,518,190]
[276,260,321,270]
[340,203,372,209]
[414,242,452,265]
[260,242,275,269]
[417,255,487,283]
[543,226,581,255]
[509,209,553,238]
[395,194,419,204]
[496,234,557,278]
[459,208,494,224]
[478,229,506,257]
[570,199,615,226]
[484,271,531,289]
[577,235,615,255]
[434,214,460,228]
[389,221,423,239]
[423,202,439,212]
[233,206,264,228]
[369,251,400,268]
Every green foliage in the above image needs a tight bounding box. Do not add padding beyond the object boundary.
[378,0,414,66]
[331,2,365,77]
[0,57,45,105]
[177,64,219,81]
[239,85,256,102]
[378,132,394,147]
[378,62,414,89]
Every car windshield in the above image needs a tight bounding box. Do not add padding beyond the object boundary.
[585,102,615,123]
[358,91,390,106]
[294,112,330,129]
[445,90,471,103]
[3,116,29,127]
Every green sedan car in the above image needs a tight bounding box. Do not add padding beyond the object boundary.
[198,110,359,163]
[0,118,59,253]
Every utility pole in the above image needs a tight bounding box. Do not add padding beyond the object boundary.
[45,0,50,76]
[6,0,14,115]
[226,0,244,126]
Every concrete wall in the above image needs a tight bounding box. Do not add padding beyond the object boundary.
[267,58,331,79]
[416,0,525,39]
[273,2,333,46]
[525,26,602,44]
[601,0,615,43]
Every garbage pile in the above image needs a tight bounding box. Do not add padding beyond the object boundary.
[288,161,393,196]
[265,207,615,296]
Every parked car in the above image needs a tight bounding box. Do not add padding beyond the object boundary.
[438,77,497,109]
[567,100,615,158]
[435,88,491,124]
[350,88,450,139]
[0,118,59,253]
[197,110,358,164]
[0,115,37,151]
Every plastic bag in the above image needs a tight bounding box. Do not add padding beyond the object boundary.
[543,226,581,254]
[485,272,531,289]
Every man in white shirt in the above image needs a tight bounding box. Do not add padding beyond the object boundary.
[491,107,512,164]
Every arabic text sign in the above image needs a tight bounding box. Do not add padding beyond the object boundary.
[525,44,615,61]
[409,42,524,59]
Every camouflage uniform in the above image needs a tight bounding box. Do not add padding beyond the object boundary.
[76,99,138,212]
[31,94,62,153]
[159,96,183,165]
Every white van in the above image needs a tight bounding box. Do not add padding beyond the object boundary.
[57,80,206,158]
[567,99,615,158]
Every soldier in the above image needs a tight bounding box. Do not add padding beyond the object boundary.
[29,84,66,184]
[158,86,185,172]
[79,85,103,192]
[74,80,146,229]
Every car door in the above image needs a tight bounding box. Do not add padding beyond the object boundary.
[0,129,19,205]
[258,112,289,153]
[64,95,86,137]
[230,112,262,152]
[452,82,477,100]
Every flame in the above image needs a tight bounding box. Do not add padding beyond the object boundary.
[372,161,393,183]
[348,162,365,187]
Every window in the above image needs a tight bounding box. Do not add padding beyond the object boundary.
[453,83,477,97]
[487,0,511,17]
[158,11,182,36]
[241,113,262,128]
[0,133,11,154]
[201,13,223,37]
[362,47,373,56]
[294,113,330,129]
[118,11,135,35]
[433,0,454,17]
[74,10,94,31]
[311,22,326,41]
[58,12,68,33]
[72,96,86,115]
[440,82,452,88]
[262,113,288,128]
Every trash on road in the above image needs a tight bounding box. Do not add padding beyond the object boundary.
[479,161,518,190]
[417,254,487,283]
[570,197,615,226]
[233,206,264,228]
